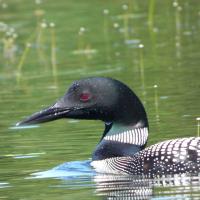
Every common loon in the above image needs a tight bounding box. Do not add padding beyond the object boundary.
[17,77,200,177]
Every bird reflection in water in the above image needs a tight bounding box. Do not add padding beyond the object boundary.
[30,161,200,199]
[93,173,200,200]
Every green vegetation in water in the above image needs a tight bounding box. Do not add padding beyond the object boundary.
[197,118,200,137]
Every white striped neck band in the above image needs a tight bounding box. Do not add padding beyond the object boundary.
[104,127,148,146]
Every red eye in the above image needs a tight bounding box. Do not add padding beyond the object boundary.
[80,93,91,102]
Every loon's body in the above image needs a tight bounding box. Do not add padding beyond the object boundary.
[17,77,200,177]
[92,137,200,176]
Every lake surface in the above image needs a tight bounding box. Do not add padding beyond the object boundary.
[0,0,200,199]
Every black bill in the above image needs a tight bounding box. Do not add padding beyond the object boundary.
[16,106,73,126]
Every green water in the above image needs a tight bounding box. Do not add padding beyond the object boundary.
[0,0,200,199]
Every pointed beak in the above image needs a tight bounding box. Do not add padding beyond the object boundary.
[16,99,75,126]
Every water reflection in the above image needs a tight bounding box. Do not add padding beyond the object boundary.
[29,161,200,199]
[94,173,200,199]
[0,182,11,189]
[94,174,152,200]
[30,160,94,179]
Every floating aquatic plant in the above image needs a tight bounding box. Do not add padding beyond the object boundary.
[197,118,200,137]
[50,22,58,86]
[154,84,160,122]
[16,42,32,84]
[103,9,111,61]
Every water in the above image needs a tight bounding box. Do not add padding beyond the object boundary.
[0,0,200,199]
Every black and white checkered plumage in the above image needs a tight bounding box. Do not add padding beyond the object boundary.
[91,137,200,176]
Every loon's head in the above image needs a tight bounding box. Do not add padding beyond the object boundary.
[17,77,148,127]
[17,77,149,160]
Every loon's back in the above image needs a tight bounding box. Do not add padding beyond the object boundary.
[92,137,200,176]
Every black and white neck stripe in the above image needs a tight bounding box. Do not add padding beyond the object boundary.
[104,127,148,146]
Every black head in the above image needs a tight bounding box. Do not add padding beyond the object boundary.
[17,77,148,127]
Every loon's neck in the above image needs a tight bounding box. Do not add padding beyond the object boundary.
[92,121,148,161]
